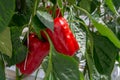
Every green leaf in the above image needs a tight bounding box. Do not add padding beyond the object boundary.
[43,47,80,80]
[43,51,81,80]
[52,51,80,80]
[0,54,6,80]
[93,34,118,75]
[9,0,35,27]
[90,0,100,13]
[0,27,12,57]
[79,0,91,13]
[9,13,29,27]
[36,11,54,31]
[67,0,76,5]
[80,71,84,80]
[3,26,27,66]
[57,0,63,9]
[92,19,120,48]
[32,15,46,35]
[0,0,15,32]
[112,0,120,10]
[105,0,119,15]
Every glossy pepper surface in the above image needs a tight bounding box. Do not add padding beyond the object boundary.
[16,33,50,75]
[42,17,79,56]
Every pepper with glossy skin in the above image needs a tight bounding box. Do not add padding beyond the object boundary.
[42,17,79,56]
[16,33,50,75]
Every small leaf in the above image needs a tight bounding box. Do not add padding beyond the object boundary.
[79,0,91,12]
[0,27,12,57]
[32,15,46,35]
[57,0,63,9]
[3,26,27,66]
[105,0,119,15]
[0,54,6,80]
[93,34,118,75]
[0,0,15,32]
[36,11,54,31]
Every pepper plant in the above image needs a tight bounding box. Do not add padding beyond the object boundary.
[0,0,120,80]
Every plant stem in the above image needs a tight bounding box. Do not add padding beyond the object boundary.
[35,68,40,80]
[43,31,53,80]
[16,66,21,80]
[28,0,39,27]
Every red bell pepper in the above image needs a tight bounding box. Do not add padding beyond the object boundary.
[42,17,79,56]
[16,33,50,75]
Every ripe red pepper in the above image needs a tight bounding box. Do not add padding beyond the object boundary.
[42,17,79,56]
[16,33,50,75]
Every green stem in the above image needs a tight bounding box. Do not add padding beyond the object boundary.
[52,4,57,18]
[74,5,92,19]
[28,0,39,27]
[16,67,21,80]
[43,46,52,80]
[43,31,53,80]
[35,68,40,80]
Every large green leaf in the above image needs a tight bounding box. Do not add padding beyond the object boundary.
[36,11,54,31]
[92,19,120,48]
[52,51,80,80]
[4,26,27,66]
[43,44,80,80]
[43,51,81,80]
[0,54,6,80]
[0,0,15,32]
[0,27,12,57]
[93,34,118,75]
[105,0,119,15]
